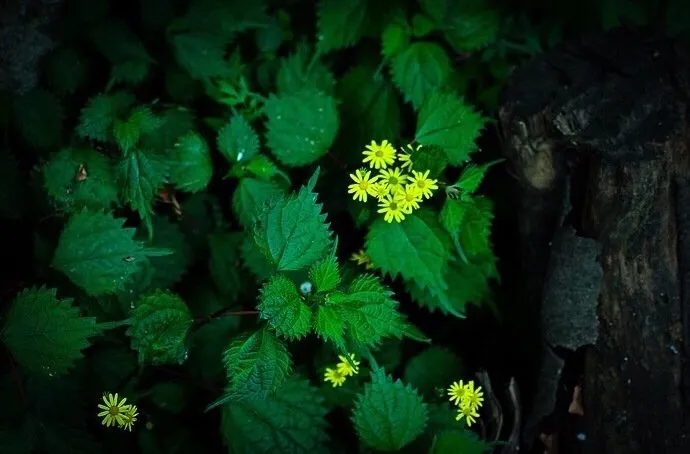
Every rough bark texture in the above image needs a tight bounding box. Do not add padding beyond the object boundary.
[499,29,690,453]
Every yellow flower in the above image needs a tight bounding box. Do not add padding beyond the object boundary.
[456,404,480,427]
[120,404,139,432]
[337,353,360,376]
[362,140,396,169]
[324,367,347,387]
[462,381,484,412]
[97,392,129,428]
[447,380,466,406]
[397,151,413,169]
[395,185,423,214]
[409,169,438,199]
[351,249,370,266]
[377,194,406,223]
[348,168,379,202]
[377,167,408,194]
[370,182,389,201]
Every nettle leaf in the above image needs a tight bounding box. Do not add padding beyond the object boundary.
[403,347,464,398]
[452,160,501,195]
[232,177,286,227]
[221,376,329,454]
[52,210,168,296]
[382,21,409,57]
[430,430,492,454]
[217,114,260,163]
[391,42,451,110]
[276,43,335,94]
[419,0,499,53]
[263,89,339,167]
[366,209,452,293]
[415,91,486,165]
[241,236,276,282]
[44,46,87,95]
[316,0,368,54]
[13,89,62,149]
[43,147,118,212]
[208,232,243,301]
[337,65,401,145]
[353,370,428,451]
[258,274,312,339]
[137,215,192,289]
[410,144,448,178]
[314,304,346,349]
[309,255,340,293]
[141,106,196,152]
[1,287,100,377]
[212,327,292,406]
[77,91,135,142]
[329,274,404,347]
[127,290,193,365]
[117,149,168,234]
[252,170,332,271]
[170,32,230,80]
[170,131,213,193]
[460,196,494,257]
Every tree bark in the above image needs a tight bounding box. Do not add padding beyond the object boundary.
[499,28,690,453]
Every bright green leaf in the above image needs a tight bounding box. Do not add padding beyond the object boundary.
[117,149,168,235]
[415,91,486,165]
[170,32,230,80]
[1,287,100,377]
[391,42,450,109]
[353,370,428,451]
[263,89,339,167]
[309,255,340,293]
[232,177,286,227]
[381,22,409,57]
[314,305,346,348]
[459,196,494,257]
[170,131,213,193]
[217,114,260,163]
[276,43,335,94]
[127,290,193,365]
[77,91,135,142]
[409,144,447,178]
[258,274,312,339]
[13,89,62,149]
[316,0,368,54]
[452,160,501,194]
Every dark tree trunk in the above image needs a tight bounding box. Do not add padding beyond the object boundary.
[499,29,690,453]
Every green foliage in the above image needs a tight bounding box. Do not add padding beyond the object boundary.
[353,370,428,451]
[258,274,312,339]
[77,91,135,142]
[221,377,329,454]
[170,32,231,80]
[263,89,339,166]
[316,0,368,54]
[309,254,341,293]
[430,430,493,454]
[127,290,193,365]
[233,177,287,227]
[253,170,332,271]
[217,114,260,163]
[170,131,213,192]
[419,0,500,52]
[52,209,169,296]
[391,42,451,110]
[276,43,336,94]
[117,148,168,234]
[404,347,464,398]
[1,287,100,377]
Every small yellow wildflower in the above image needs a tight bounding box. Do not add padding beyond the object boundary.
[456,404,480,427]
[336,353,360,376]
[462,381,484,411]
[351,249,373,269]
[348,168,379,202]
[447,380,466,406]
[377,194,406,223]
[97,393,129,428]
[362,140,396,169]
[409,169,438,200]
[397,151,413,169]
[324,367,347,387]
[378,167,408,195]
[120,404,139,432]
[369,182,389,201]
[395,185,423,214]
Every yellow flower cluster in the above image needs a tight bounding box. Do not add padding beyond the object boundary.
[323,353,360,388]
[447,380,484,427]
[347,140,439,223]
[97,392,139,432]
[350,249,374,270]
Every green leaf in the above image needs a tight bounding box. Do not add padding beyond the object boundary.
[137,215,192,289]
[52,210,168,296]
[353,370,428,451]
[208,232,243,301]
[232,177,286,227]
[170,131,213,193]
[140,106,196,152]
[258,275,312,339]
[314,305,346,348]
[316,0,368,54]
[337,66,401,146]
[430,430,492,454]
[113,106,161,152]
[43,147,118,212]
[221,376,329,454]
[212,327,292,406]
[241,235,276,282]
[253,170,332,271]
[77,91,135,142]
[1,287,100,377]
[217,114,260,163]
[382,21,409,57]
[44,47,87,95]
[263,89,339,167]
[452,160,501,194]
[13,89,62,149]
[170,32,230,80]
[415,91,486,165]
[459,196,494,257]
[412,14,436,37]
[418,0,499,52]
[366,209,452,293]
[410,144,447,178]
[127,290,193,365]
[117,149,168,234]
[276,43,335,94]
[309,255,340,293]
[391,42,451,110]
[403,347,464,398]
